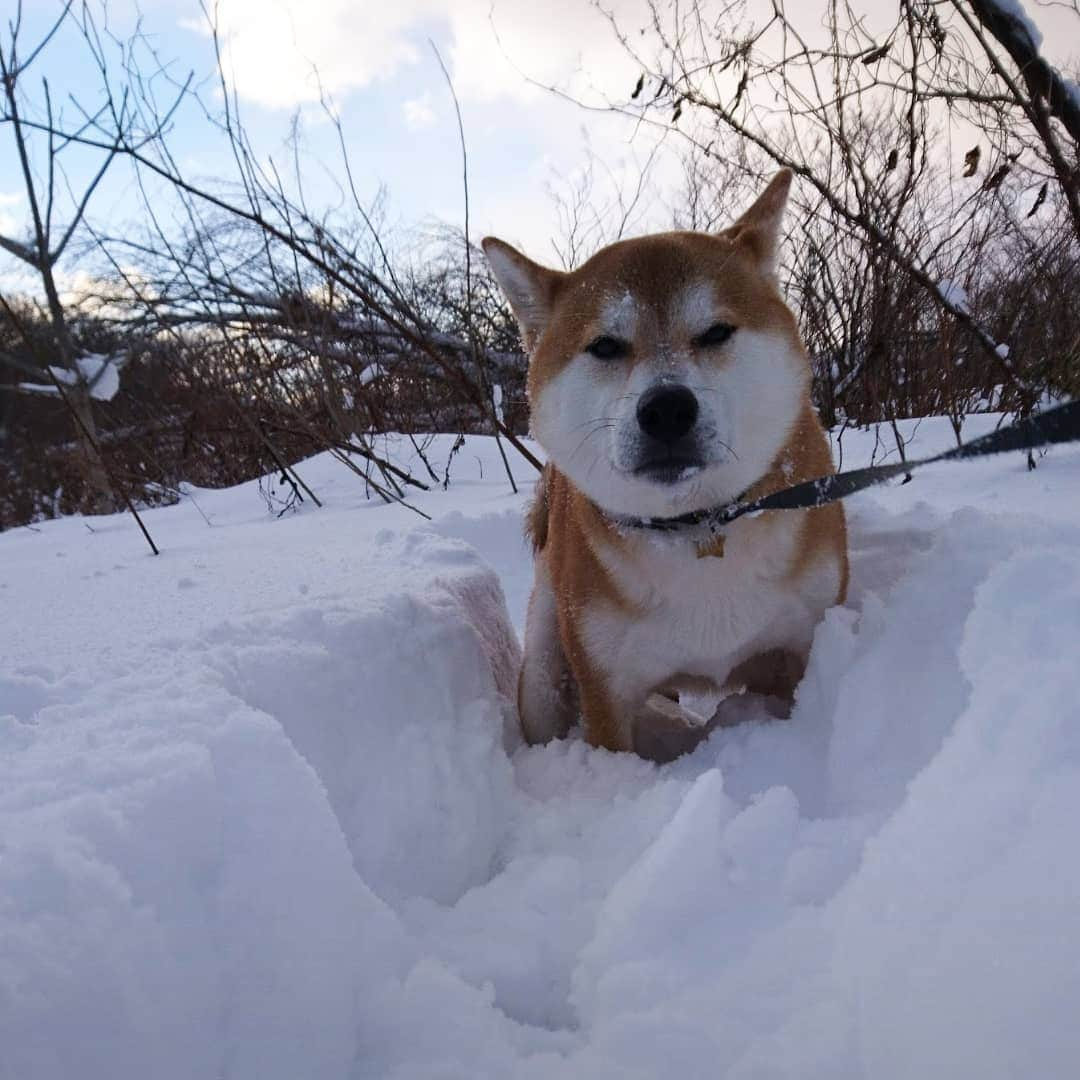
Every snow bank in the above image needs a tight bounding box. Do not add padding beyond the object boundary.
[0,676,403,1080]
[1,463,522,1078]
[2,423,1079,1079]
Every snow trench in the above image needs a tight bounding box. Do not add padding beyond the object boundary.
[2,427,1079,1079]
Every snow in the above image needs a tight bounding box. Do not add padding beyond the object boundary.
[2,416,1080,1079]
[75,352,123,401]
[936,278,970,314]
[15,380,63,397]
[17,353,123,401]
[45,365,78,386]
[1068,78,1080,113]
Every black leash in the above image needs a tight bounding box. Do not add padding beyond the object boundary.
[633,399,1080,534]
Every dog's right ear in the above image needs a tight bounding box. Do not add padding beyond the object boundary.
[720,169,793,275]
[482,237,563,350]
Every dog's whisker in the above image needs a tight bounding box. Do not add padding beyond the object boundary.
[565,415,620,437]
[568,422,614,464]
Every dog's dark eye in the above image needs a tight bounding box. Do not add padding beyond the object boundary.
[585,335,630,360]
[694,322,736,348]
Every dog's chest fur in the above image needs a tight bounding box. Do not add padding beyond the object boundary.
[578,511,837,703]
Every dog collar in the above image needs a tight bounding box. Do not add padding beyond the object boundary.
[607,488,751,536]
[605,399,1080,537]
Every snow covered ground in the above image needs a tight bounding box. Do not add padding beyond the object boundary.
[2,415,1079,1080]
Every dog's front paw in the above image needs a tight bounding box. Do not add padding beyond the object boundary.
[632,694,713,763]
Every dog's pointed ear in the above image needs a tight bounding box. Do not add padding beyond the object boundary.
[721,169,793,272]
[482,237,563,349]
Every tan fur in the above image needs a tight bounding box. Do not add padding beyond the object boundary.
[486,171,849,757]
[522,231,799,396]
[535,468,639,750]
[523,465,551,554]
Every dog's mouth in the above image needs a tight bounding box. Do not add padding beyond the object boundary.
[632,455,706,485]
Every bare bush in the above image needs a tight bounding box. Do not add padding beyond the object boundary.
[0,2,537,533]
[2,0,1077,533]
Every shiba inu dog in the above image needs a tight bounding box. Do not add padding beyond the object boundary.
[483,170,848,758]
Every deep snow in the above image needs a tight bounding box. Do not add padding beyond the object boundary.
[2,415,1079,1080]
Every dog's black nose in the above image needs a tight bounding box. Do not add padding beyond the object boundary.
[636,385,699,444]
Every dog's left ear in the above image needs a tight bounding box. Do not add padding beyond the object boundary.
[482,237,564,351]
[721,169,792,273]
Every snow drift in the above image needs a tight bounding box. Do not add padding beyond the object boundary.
[1,420,1078,1079]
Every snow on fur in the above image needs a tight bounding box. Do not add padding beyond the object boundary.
[1,418,1079,1079]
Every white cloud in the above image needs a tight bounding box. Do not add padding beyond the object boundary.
[190,0,646,110]
[178,0,657,258]
[445,0,641,105]
[402,93,437,130]
[186,0,425,109]
[0,191,23,238]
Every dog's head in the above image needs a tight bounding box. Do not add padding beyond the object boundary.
[483,170,809,519]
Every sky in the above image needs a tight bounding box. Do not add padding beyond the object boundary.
[1,0,1077,288]
[0,0,661,278]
